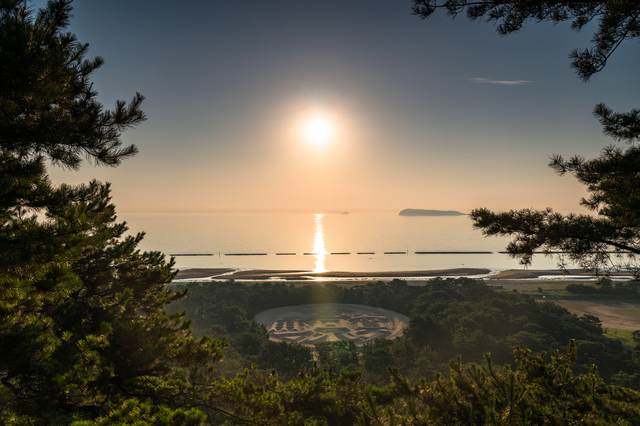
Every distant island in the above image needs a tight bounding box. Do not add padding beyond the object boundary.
[399,209,466,216]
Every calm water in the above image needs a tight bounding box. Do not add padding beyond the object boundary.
[121,212,563,273]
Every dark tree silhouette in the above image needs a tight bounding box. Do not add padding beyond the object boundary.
[413,1,640,277]
[412,1,640,81]
[0,1,223,423]
[471,103,640,276]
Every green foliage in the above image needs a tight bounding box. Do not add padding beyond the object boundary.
[214,365,396,426]
[6,1,640,424]
[409,2,640,414]
[170,278,477,325]
[69,399,206,426]
[416,2,640,277]
[566,280,640,295]
[0,1,224,423]
[0,0,143,169]
[315,341,360,373]
[361,339,397,385]
[174,278,638,388]
[257,341,314,382]
[471,107,640,276]
[362,343,640,425]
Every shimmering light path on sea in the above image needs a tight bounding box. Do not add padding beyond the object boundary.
[124,213,567,272]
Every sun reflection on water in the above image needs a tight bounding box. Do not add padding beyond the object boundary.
[313,214,327,272]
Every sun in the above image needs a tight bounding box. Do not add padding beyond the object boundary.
[303,118,333,145]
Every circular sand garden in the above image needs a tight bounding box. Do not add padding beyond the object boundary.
[254,303,409,347]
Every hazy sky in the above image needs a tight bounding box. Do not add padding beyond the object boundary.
[41,0,639,214]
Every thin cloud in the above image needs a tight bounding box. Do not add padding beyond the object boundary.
[467,77,534,85]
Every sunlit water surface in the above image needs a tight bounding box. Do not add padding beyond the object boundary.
[121,212,566,273]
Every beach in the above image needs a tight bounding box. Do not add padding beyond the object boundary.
[173,267,596,281]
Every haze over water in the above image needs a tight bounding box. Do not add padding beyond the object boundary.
[45,1,637,220]
[39,2,638,279]
[124,212,563,273]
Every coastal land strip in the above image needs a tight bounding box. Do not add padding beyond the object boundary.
[488,269,595,279]
[173,267,600,281]
[174,267,491,280]
[172,268,640,336]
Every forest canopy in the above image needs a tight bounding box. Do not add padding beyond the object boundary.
[3,0,640,424]
[0,1,225,423]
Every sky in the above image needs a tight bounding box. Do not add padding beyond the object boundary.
[38,0,640,214]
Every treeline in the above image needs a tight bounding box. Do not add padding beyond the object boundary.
[172,278,422,320]
[567,280,640,295]
[170,278,640,387]
[7,1,640,423]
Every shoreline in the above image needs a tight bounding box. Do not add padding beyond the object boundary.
[172,267,599,281]
[170,268,640,331]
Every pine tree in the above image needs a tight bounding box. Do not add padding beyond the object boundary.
[412,1,640,81]
[364,344,640,425]
[471,104,640,277]
[0,1,224,423]
[413,1,640,277]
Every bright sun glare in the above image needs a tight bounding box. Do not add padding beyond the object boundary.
[303,118,333,145]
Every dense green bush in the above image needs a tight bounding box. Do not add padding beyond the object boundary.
[171,278,637,387]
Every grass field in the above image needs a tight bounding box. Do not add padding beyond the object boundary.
[490,279,640,347]
[603,328,636,347]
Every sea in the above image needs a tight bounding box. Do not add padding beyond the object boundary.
[121,212,566,276]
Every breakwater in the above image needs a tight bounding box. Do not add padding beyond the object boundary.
[170,251,498,257]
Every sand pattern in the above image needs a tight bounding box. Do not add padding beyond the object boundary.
[254,303,409,347]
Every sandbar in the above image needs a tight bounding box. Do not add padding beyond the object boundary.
[173,267,622,281]
[174,267,490,280]
[488,269,589,279]
[173,268,235,279]
[487,269,632,280]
